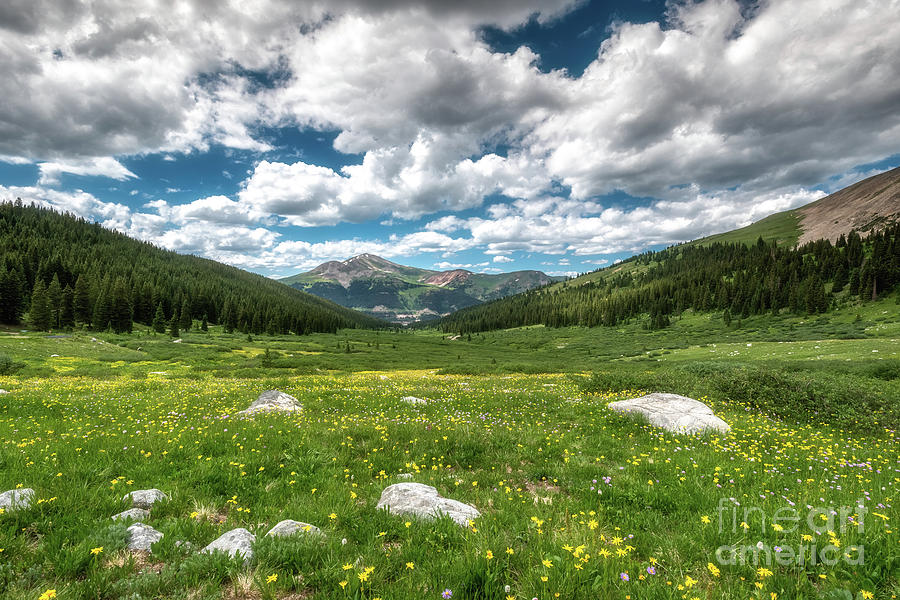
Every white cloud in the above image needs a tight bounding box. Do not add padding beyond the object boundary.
[433,261,488,270]
[492,255,514,263]
[37,157,137,185]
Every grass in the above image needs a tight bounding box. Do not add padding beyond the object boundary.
[688,209,802,247]
[0,297,898,599]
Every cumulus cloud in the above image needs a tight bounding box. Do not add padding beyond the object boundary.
[37,157,137,185]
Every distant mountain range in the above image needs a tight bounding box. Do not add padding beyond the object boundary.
[280,254,564,323]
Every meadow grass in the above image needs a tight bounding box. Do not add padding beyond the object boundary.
[0,298,897,599]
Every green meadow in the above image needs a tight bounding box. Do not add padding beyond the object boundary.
[0,296,898,600]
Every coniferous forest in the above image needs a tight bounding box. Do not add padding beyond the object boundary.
[438,224,900,334]
[0,201,383,334]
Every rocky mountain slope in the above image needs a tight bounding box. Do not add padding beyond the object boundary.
[281,254,563,323]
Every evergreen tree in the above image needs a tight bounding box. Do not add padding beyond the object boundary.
[110,277,133,333]
[169,316,180,338]
[60,284,75,328]
[72,274,92,325]
[152,302,167,333]
[28,279,51,331]
[47,273,63,328]
[723,308,731,326]
[92,282,112,331]
[179,297,192,331]
[0,266,24,324]
[201,314,208,332]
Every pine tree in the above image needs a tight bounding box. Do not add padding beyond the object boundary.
[201,314,208,332]
[28,279,51,331]
[723,308,731,326]
[179,297,192,331]
[92,282,112,331]
[169,316,180,338]
[73,274,92,325]
[0,266,24,324]
[152,302,166,333]
[110,277,133,333]
[47,273,63,328]
[60,284,75,328]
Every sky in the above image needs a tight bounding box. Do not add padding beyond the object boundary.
[1,0,899,279]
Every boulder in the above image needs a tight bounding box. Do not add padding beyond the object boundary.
[266,519,323,537]
[238,390,302,416]
[0,488,34,511]
[202,528,256,564]
[0,389,8,394]
[401,396,426,405]
[112,508,150,522]
[126,522,163,551]
[607,393,730,434]
[376,483,480,527]
[124,489,168,509]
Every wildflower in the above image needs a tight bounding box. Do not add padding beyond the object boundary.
[39,591,57,600]
[90,546,103,556]
[860,591,873,599]
[342,563,353,570]
[620,572,630,582]
[684,575,697,588]
[329,513,337,520]
[587,519,598,530]
[266,574,277,583]
[442,589,453,599]
[647,566,656,575]
[757,567,773,578]
[542,559,553,568]
[506,547,514,555]
[339,580,348,589]
[707,562,720,577]
[701,515,711,524]
[485,550,494,560]
[406,562,415,569]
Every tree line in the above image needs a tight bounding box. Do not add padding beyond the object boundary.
[437,224,900,334]
[0,200,383,334]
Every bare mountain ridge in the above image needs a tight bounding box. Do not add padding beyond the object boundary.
[798,166,900,244]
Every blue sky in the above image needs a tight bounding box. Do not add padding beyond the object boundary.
[1,0,898,278]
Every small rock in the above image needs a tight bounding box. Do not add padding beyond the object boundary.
[0,488,35,511]
[376,483,480,527]
[126,522,163,551]
[0,389,8,394]
[112,508,150,522]
[124,489,168,509]
[401,396,426,405]
[50,354,60,357]
[202,528,256,564]
[266,519,323,537]
[607,393,730,434]
[172,339,182,343]
[238,389,302,416]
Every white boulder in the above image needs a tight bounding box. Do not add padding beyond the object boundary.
[266,519,323,537]
[401,396,426,405]
[0,488,34,511]
[202,528,256,564]
[112,508,150,522]
[124,489,168,509]
[238,390,302,416]
[376,483,480,527]
[126,522,163,551]
[607,393,730,434]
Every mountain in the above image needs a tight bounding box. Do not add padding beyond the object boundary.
[281,254,564,323]
[0,201,382,333]
[694,166,900,247]
[433,168,900,334]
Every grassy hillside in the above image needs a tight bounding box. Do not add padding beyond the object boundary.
[0,202,382,333]
[690,209,802,247]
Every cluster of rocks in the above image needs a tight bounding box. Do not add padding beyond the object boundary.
[1,389,727,570]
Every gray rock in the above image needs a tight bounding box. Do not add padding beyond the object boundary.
[175,540,193,551]
[126,522,163,551]
[0,488,34,511]
[202,528,256,564]
[266,519,323,537]
[607,393,730,434]
[124,489,168,509]
[238,389,302,416]
[376,483,480,527]
[0,389,8,394]
[401,396,426,405]
[112,508,150,522]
